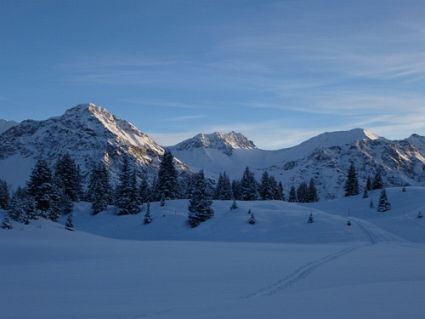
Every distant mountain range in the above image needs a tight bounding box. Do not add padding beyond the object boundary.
[1,103,425,199]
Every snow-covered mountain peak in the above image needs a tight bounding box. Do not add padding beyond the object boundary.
[172,131,256,155]
[0,119,18,134]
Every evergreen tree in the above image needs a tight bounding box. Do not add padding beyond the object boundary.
[377,189,391,212]
[276,181,285,201]
[230,199,238,210]
[231,180,242,200]
[156,150,179,200]
[0,179,10,209]
[248,210,256,224]
[366,176,373,191]
[372,171,384,190]
[27,159,53,213]
[214,172,232,200]
[8,188,36,223]
[344,163,359,197]
[307,213,314,223]
[138,175,151,204]
[54,153,82,201]
[116,157,140,215]
[188,170,214,227]
[296,182,308,203]
[144,202,152,224]
[288,186,297,202]
[259,171,274,200]
[240,167,258,201]
[307,178,319,202]
[88,162,112,215]
[65,213,74,231]
[1,216,12,230]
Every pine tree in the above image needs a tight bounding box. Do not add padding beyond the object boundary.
[230,199,238,210]
[54,153,82,201]
[188,170,214,227]
[144,202,152,224]
[307,178,319,202]
[248,210,256,224]
[116,157,140,215]
[344,163,359,196]
[27,159,53,213]
[156,150,179,200]
[372,171,384,190]
[366,176,373,191]
[377,189,391,212]
[1,216,12,230]
[65,213,74,231]
[138,175,151,204]
[288,186,297,202]
[296,182,308,203]
[8,188,36,223]
[277,181,285,201]
[259,171,274,200]
[307,213,314,223]
[240,167,258,201]
[89,162,111,215]
[0,179,10,209]
[214,172,232,200]
[231,180,242,200]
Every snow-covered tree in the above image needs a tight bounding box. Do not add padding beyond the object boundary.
[54,153,82,201]
[0,179,10,209]
[307,213,314,224]
[372,171,384,190]
[377,189,391,212]
[27,159,53,213]
[288,186,297,202]
[276,181,285,201]
[1,216,12,230]
[344,162,359,197]
[259,171,274,200]
[116,157,140,215]
[296,182,308,203]
[307,178,319,202]
[188,170,214,227]
[230,199,238,210]
[231,180,242,200]
[214,172,232,200]
[8,187,36,223]
[156,150,179,200]
[144,202,152,224]
[366,176,373,191]
[248,210,256,224]
[138,175,151,204]
[65,213,74,231]
[240,167,258,201]
[88,162,112,215]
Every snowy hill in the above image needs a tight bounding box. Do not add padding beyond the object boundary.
[0,119,17,134]
[0,103,186,186]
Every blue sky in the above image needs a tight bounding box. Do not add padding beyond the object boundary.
[1,0,425,149]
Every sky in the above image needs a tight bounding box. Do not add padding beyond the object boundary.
[1,0,425,149]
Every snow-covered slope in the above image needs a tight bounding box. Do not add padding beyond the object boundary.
[0,103,186,186]
[0,119,17,134]
[170,129,425,198]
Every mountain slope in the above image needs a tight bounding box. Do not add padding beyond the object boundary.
[0,103,185,186]
[170,129,425,198]
[0,119,17,134]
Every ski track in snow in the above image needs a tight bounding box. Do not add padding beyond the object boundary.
[244,244,366,298]
[245,219,406,299]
